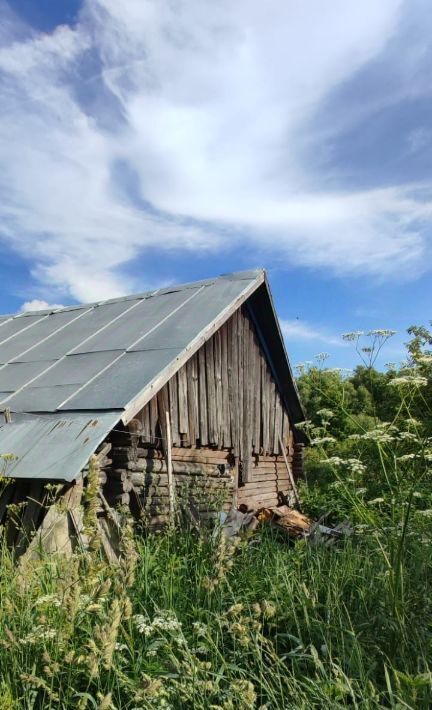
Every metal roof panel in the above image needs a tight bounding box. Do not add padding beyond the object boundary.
[0,411,121,480]
[71,288,201,354]
[13,299,141,362]
[58,348,177,410]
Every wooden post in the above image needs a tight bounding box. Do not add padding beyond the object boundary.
[165,410,175,517]
[4,408,11,424]
[278,434,301,510]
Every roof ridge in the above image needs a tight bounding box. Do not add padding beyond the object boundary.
[3,269,264,318]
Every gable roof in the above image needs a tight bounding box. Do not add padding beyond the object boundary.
[0,270,304,481]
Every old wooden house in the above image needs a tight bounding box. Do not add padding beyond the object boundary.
[0,270,305,553]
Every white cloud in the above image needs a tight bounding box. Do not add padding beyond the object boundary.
[0,0,430,302]
[281,319,343,347]
[21,299,65,312]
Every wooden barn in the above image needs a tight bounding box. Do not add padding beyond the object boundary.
[0,270,305,554]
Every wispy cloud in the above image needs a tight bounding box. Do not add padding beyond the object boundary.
[0,0,431,302]
[281,319,343,347]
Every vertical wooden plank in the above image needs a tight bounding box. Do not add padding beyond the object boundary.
[269,378,276,454]
[165,411,175,517]
[242,314,253,481]
[206,336,217,445]
[274,392,282,454]
[149,394,158,442]
[157,386,170,451]
[228,313,239,455]
[141,403,151,444]
[186,356,198,446]
[220,322,231,448]
[178,365,189,436]
[169,374,180,446]
[198,346,208,445]
[262,358,269,454]
[214,328,223,447]
[282,408,288,452]
[238,309,244,459]
[253,331,261,452]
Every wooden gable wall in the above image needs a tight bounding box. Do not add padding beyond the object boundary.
[133,304,293,465]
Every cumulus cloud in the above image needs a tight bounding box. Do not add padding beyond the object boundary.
[21,300,65,312]
[0,0,430,301]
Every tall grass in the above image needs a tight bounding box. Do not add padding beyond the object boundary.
[0,330,431,708]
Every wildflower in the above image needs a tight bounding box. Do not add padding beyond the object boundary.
[388,376,428,388]
[356,488,367,495]
[368,498,385,505]
[310,436,336,446]
[397,432,419,441]
[133,610,182,637]
[316,408,335,419]
[34,594,62,608]
[192,621,207,637]
[413,492,423,498]
[417,510,432,517]
[342,331,364,342]
[368,329,396,338]
[346,458,366,475]
[397,453,417,462]
[326,456,344,466]
[19,627,57,645]
[227,603,244,616]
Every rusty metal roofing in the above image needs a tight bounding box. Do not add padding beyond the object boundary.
[0,270,269,480]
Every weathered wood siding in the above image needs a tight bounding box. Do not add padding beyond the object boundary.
[103,305,299,517]
[133,306,291,459]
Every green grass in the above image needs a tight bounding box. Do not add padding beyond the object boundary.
[0,504,431,709]
[1,328,431,708]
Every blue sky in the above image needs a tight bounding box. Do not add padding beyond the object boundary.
[0,0,431,372]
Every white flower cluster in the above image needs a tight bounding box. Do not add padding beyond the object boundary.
[397,453,418,462]
[316,408,335,420]
[133,610,182,637]
[19,626,57,645]
[388,376,428,388]
[326,456,365,474]
[34,594,62,608]
[342,331,364,342]
[310,436,336,446]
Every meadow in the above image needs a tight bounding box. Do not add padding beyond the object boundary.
[0,325,431,709]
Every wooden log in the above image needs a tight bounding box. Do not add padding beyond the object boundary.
[122,459,232,475]
[104,478,133,494]
[104,492,130,507]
